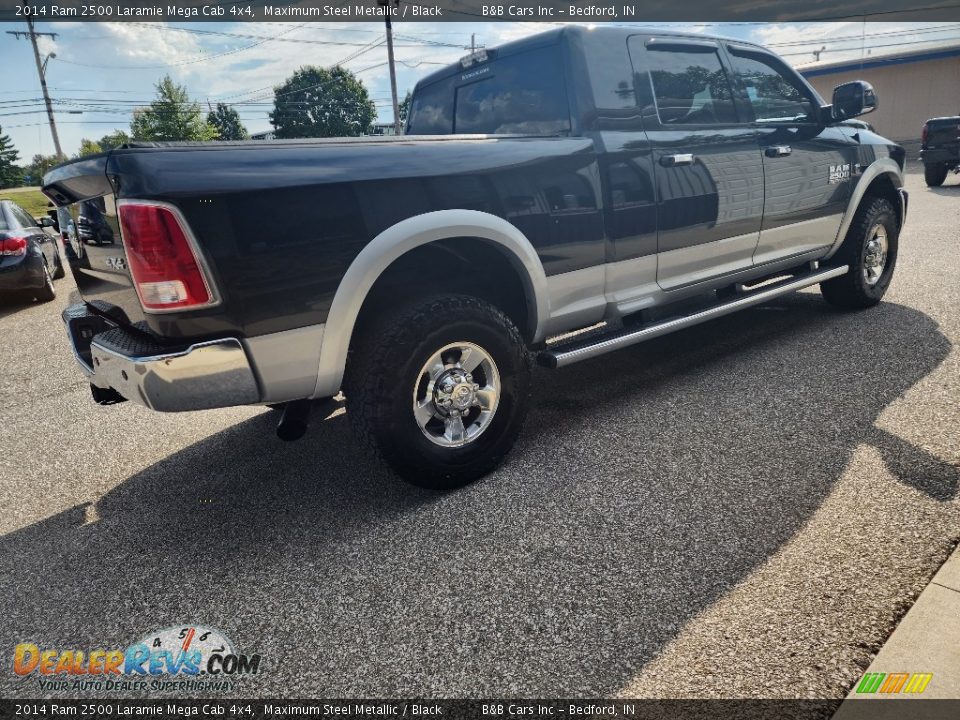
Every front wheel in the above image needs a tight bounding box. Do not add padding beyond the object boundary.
[924,162,948,187]
[346,295,531,490]
[820,196,898,309]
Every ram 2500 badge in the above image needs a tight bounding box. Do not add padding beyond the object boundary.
[44,27,907,489]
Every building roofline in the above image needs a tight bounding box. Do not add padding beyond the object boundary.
[797,42,960,77]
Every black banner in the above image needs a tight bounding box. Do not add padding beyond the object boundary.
[2,0,960,22]
[4,700,960,720]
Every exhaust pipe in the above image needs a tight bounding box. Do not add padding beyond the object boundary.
[276,399,312,442]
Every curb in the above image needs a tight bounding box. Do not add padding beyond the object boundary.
[833,542,960,718]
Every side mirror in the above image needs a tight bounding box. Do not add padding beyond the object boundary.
[36,217,53,228]
[831,81,877,121]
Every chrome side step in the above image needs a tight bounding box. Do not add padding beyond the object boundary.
[538,265,849,369]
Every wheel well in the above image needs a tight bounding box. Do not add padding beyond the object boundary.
[862,173,903,228]
[350,237,535,351]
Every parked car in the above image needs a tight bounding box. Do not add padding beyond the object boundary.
[44,26,906,489]
[0,198,64,303]
[920,115,960,186]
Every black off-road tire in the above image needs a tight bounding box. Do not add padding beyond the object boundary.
[345,295,531,490]
[820,196,898,310]
[924,162,948,187]
[34,261,56,303]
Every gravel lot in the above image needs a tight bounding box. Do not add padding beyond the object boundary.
[1,170,958,700]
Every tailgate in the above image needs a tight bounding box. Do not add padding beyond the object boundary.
[925,118,960,148]
[42,154,145,328]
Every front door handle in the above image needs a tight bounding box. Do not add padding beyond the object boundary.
[660,153,695,167]
[765,145,792,157]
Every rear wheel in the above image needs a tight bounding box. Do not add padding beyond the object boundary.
[820,196,898,309]
[33,260,56,303]
[346,295,531,490]
[52,248,65,279]
[924,162,948,187]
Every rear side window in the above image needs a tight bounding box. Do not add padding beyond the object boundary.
[0,204,10,231]
[642,44,737,125]
[408,44,570,136]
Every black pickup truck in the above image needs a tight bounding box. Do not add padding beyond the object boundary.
[921,115,960,186]
[44,26,907,489]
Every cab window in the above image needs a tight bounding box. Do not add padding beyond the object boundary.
[407,78,454,135]
[727,48,816,124]
[640,43,737,125]
[454,45,570,135]
[408,44,571,136]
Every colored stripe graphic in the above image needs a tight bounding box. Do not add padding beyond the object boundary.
[904,673,933,694]
[855,672,933,694]
[880,673,909,693]
[856,673,886,693]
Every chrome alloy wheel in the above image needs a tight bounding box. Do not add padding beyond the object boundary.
[412,341,500,448]
[863,223,889,286]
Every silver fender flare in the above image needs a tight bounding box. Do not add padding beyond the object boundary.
[823,158,903,261]
[313,209,550,398]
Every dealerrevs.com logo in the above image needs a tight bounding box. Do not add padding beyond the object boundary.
[12,625,262,693]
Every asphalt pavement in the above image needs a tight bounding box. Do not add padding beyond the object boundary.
[1,169,958,700]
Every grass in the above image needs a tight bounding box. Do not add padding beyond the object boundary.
[0,187,51,219]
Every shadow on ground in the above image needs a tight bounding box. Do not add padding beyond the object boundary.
[928,182,960,196]
[1,294,955,697]
[0,294,47,321]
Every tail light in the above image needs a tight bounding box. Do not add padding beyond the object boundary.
[117,201,217,312]
[0,237,27,256]
[921,123,928,144]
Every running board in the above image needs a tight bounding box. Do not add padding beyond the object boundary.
[538,265,849,369]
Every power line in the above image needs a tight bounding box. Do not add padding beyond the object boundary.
[764,22,960,47]
[51,23,306,70]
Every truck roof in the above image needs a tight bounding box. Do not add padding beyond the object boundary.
[413,25,761,91]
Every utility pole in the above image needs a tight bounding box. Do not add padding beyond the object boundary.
[378,0,402,135]
[7,9,62,160]
[465,35,484,57]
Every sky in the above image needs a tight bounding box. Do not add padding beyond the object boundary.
[1,19,959,162]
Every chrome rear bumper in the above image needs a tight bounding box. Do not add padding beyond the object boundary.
[63,303,260,412]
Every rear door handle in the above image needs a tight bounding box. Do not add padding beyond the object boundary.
[765,145,792,157]
[660,153,695,167]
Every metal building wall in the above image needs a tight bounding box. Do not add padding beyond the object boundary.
[801,55,960,142]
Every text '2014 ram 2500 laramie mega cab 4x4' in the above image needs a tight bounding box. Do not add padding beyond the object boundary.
[45,27,907,490]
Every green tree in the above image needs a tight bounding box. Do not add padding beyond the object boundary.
[269,66,375,139]
[98,129,131,151]
[207,103,248,140]
[76,138,102,157]
[398,90,412,129]
[0,125,21,188]
[24,154,58,185]
[130,75,218,142]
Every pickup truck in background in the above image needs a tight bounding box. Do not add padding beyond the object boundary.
[43,26,907,490]
[921,116,960,186]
